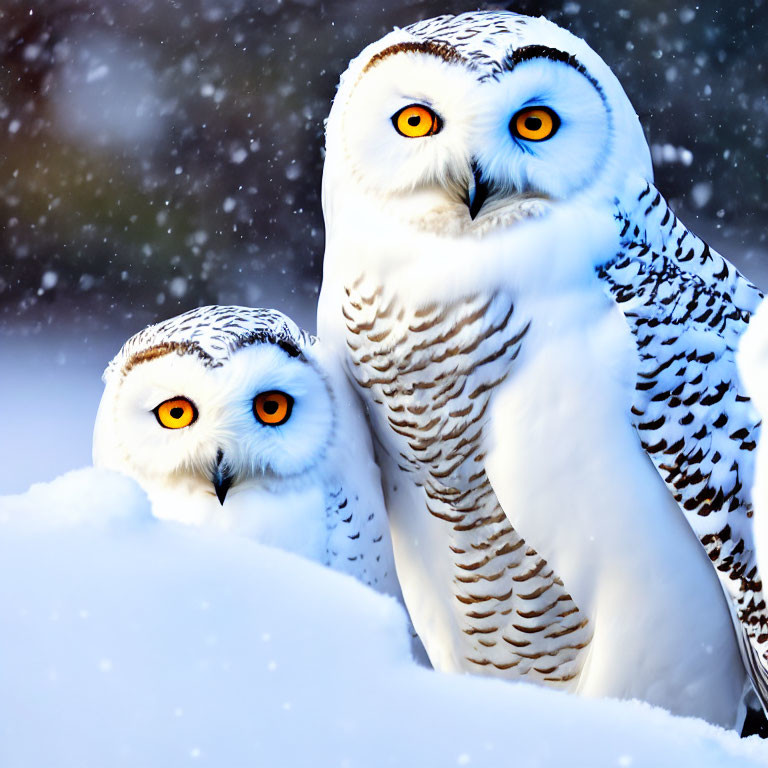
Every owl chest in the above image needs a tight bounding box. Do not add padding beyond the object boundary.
[341,281,590,683]
[341,283,528,487]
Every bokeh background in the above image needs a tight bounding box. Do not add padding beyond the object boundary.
[1,0,767,492]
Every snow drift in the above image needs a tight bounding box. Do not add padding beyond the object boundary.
[0,468,766,767]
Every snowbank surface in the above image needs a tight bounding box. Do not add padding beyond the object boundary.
[1,468,767,768]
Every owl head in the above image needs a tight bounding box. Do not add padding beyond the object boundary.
[323,12,652,238]
[93,306,336,509]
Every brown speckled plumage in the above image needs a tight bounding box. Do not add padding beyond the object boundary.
[343,277,592,683]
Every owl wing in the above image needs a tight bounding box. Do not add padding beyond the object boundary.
[312,337,404,599]
[323,481,397,594]
[598,179,768,708]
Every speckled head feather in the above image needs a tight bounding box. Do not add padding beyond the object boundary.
[105,305,314,381]
[403,11,531,75]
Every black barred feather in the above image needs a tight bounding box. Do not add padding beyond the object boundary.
[105,305,314,380]
[405,12,529,77]
[324,484,392,590]
[599,179,768,707]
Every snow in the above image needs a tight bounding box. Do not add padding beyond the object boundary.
[50,31,165,149]
[2,4,768,761]
[230,147,249,165]
[650,143,693,167]
[692,182,715,209]
[1,468,768,767]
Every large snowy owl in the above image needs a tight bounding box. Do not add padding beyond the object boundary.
[318,11,766,728]
[93,305,399,594]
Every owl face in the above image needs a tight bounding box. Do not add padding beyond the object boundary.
[324,12,652,231]
[94,307,334,505]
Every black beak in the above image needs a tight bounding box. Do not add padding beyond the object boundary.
[467,160,490,220]
[212,449,234,505]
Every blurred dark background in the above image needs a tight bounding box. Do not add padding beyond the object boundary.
[1,0,766,335]
[0,0,766,492]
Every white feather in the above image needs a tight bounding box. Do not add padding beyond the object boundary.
[93,306,401,597]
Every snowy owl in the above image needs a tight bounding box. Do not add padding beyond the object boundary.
[93,305,399,594]
[318,11,766,728]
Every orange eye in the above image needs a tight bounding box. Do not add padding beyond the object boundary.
[510,106,560,142]
[154,397,197,429]
[392,104,442,138]
[253,391,293,426]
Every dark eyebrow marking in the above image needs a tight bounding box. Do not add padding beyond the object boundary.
[277,340,303,358]
[362,40,466,73]
[492,44,604,99]
[233,329,305,360]
[121,341,216,375]
[120,331,306,377]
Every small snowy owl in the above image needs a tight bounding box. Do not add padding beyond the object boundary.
[93,305,399,594]
[318,11,766,727]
